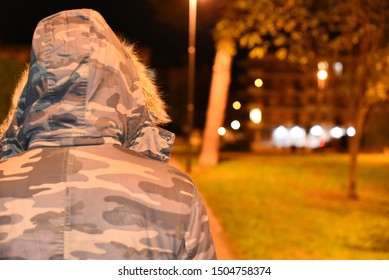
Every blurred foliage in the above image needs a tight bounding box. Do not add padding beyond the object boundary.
[214,0,389,102]
[214,0,388,68]
[214,0,319,61]
[0,57,24,123]
[192,153,389,259]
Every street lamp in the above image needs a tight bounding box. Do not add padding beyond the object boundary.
[317,69,328,90]
[317,60,328,90]
[316,61,328,123]
[186,0,197,172]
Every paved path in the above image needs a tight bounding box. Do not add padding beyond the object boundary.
[169,157,237,260]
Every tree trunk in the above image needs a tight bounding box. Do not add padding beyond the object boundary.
[348,129,360,199]
[199,48,233,166]
[348,106,369,199]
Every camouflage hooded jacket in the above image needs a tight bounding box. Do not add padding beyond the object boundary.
[0,9,216,260]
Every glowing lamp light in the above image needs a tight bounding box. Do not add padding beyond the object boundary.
[317,69,328,81]
[290,126,306,139]
[290,126,306,148]
[318,61,329,70]
[333,61,343,76]
[274,126,288,139]
[254,78,263,88]
[232,101,241,110]
[330,126,344,139]
[249,108,262,124]
[346,126,356,137]
[309,125,323,137]
[218,127,226,136]
[273,125,289,148]
[231,120,241,130]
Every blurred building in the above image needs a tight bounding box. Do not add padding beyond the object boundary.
[233,55,356,152]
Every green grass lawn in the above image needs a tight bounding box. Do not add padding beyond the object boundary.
[190,152,389,260]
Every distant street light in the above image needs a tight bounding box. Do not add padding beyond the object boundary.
[317,69,328,81]
[233,101,242,110]
[249,108,262,124]
[330,126,344,139]
[310,125,324,137]
[231,120,241,130]
[316,61,328,121]
[317,69,328,91]
[347,126,356,137]
[186,0,197,172]
[218,127,227,136]
[317,61,328,90]
[254,78,263,88]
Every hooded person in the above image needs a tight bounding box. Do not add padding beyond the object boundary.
[0,9,216,260]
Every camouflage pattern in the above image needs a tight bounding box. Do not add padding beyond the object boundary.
[0,8,171,162]
[0,9,216,260]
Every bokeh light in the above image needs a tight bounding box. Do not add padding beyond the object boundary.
[232,101,241,110]
[330,126,344,139]
[218,127,226,136]
[249,108,262,124]
[254,78,263,88]
[310,125,324,137]
[231,120,241,130]
[347,126,356,137]
[317,69,328,81]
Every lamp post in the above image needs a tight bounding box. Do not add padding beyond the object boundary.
[316,62,328,123]
[186,0,197,172]
[317,61,328,105]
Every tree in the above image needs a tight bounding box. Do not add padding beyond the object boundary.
[199,0,389,198]
[199,39,234,166]
[199,0,319,166]
[198,0,239,166]
[322,0,389,198]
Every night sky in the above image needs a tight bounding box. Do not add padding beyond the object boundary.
[0,0,221,68]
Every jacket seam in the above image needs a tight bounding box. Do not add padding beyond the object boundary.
[61,147,71,259]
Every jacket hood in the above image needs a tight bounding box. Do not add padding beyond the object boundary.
[0,9,174,162]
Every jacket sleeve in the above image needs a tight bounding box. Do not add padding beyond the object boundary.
[182,187,217,260]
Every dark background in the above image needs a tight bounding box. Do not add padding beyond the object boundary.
[0,0,224,133]
[0,0,222,67]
